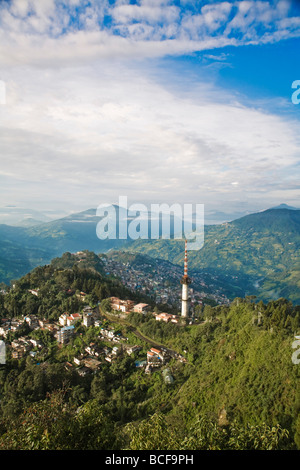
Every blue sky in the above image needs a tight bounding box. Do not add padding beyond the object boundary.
[0,0,299,222]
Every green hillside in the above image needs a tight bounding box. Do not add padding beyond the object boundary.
[0,251,300,450]
[126,297,300,449]
[0,207,299,304]
[0,252,299,450]
[25,208,129,253]
[0,225,54,284]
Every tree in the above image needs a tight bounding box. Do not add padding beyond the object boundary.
[203,305,214,321]
[90,373,108,404]
[126,412,180,450]
[194,304,204,320]
[181,417,291,450]
[295,414,300,449]
[0,390,119,450]
[101,298,112,312]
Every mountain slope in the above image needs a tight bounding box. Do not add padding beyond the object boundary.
[24,208,128,253]
[125,208,300,303]
[128,296,300,444]
[0,224,55,284]
[0,206,53,226]
[1,254,299,450]
[0,205,180,284]
[0,208,130,283]
[0,207,299,303]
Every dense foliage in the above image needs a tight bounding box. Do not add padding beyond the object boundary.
[0,255,299,450]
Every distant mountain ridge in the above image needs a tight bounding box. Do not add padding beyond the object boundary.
[231,207,300,232]
[124,208,300,304]
[0,205,299,304]
[0,208,128,283]
[0,206,54,227]
[271,203,298,210]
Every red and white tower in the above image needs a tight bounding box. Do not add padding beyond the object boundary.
[181,239,191,318]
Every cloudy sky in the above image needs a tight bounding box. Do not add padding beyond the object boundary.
[0,0,300,221]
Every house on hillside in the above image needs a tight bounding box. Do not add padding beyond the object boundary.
[127,345,142,355]
[133,303,150,314]
[59,313,68,326]
[155,312,178,323]
[67,313,81,326]
[76,292,86,301]
[109,297,135,313]
[147,347,165,366]
[56,325,75,344]
[28,289,39,296]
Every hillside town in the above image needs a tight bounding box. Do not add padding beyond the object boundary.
[0,247,226,382]
[101,253,230,309]
[0,297,186,380]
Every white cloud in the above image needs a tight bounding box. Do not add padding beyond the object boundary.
[10,0,31,18]
[0,60,299,211]
[112,3,180,25]
[201,2,233,32]
[0,0,299,67]
[0,0,299,212]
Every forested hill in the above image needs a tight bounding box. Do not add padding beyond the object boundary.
[125,208,300,304]
[0,250,299,450]
[0,207,299,306]
[231,207,300,232]
[0,250,153,321]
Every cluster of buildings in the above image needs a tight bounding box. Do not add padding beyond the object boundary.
[109,297,151,315]
[144,347,181,377]
[72,341,121,376]
[10,336,43,359]
[102,255,183,307]
[102,249,229,312]
[0,314,53,359]
[0,305,102,360]
[0,315,58,339]
[108,296,181,324]
[0,302,180,377]
[58,312,82,327]
[146,347,167,371]
[109,297,136,313]
[0,318,24,338]
[0,304,161,375]
[155,312,179,323]
[0,242,213,378]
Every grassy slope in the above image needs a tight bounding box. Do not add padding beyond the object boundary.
[167,304,299,432]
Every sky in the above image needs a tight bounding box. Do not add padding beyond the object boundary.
[0,0,300,222]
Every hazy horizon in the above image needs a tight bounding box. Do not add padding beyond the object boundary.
[0,200,298,228]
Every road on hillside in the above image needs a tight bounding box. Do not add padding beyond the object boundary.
[99,307,186,361]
